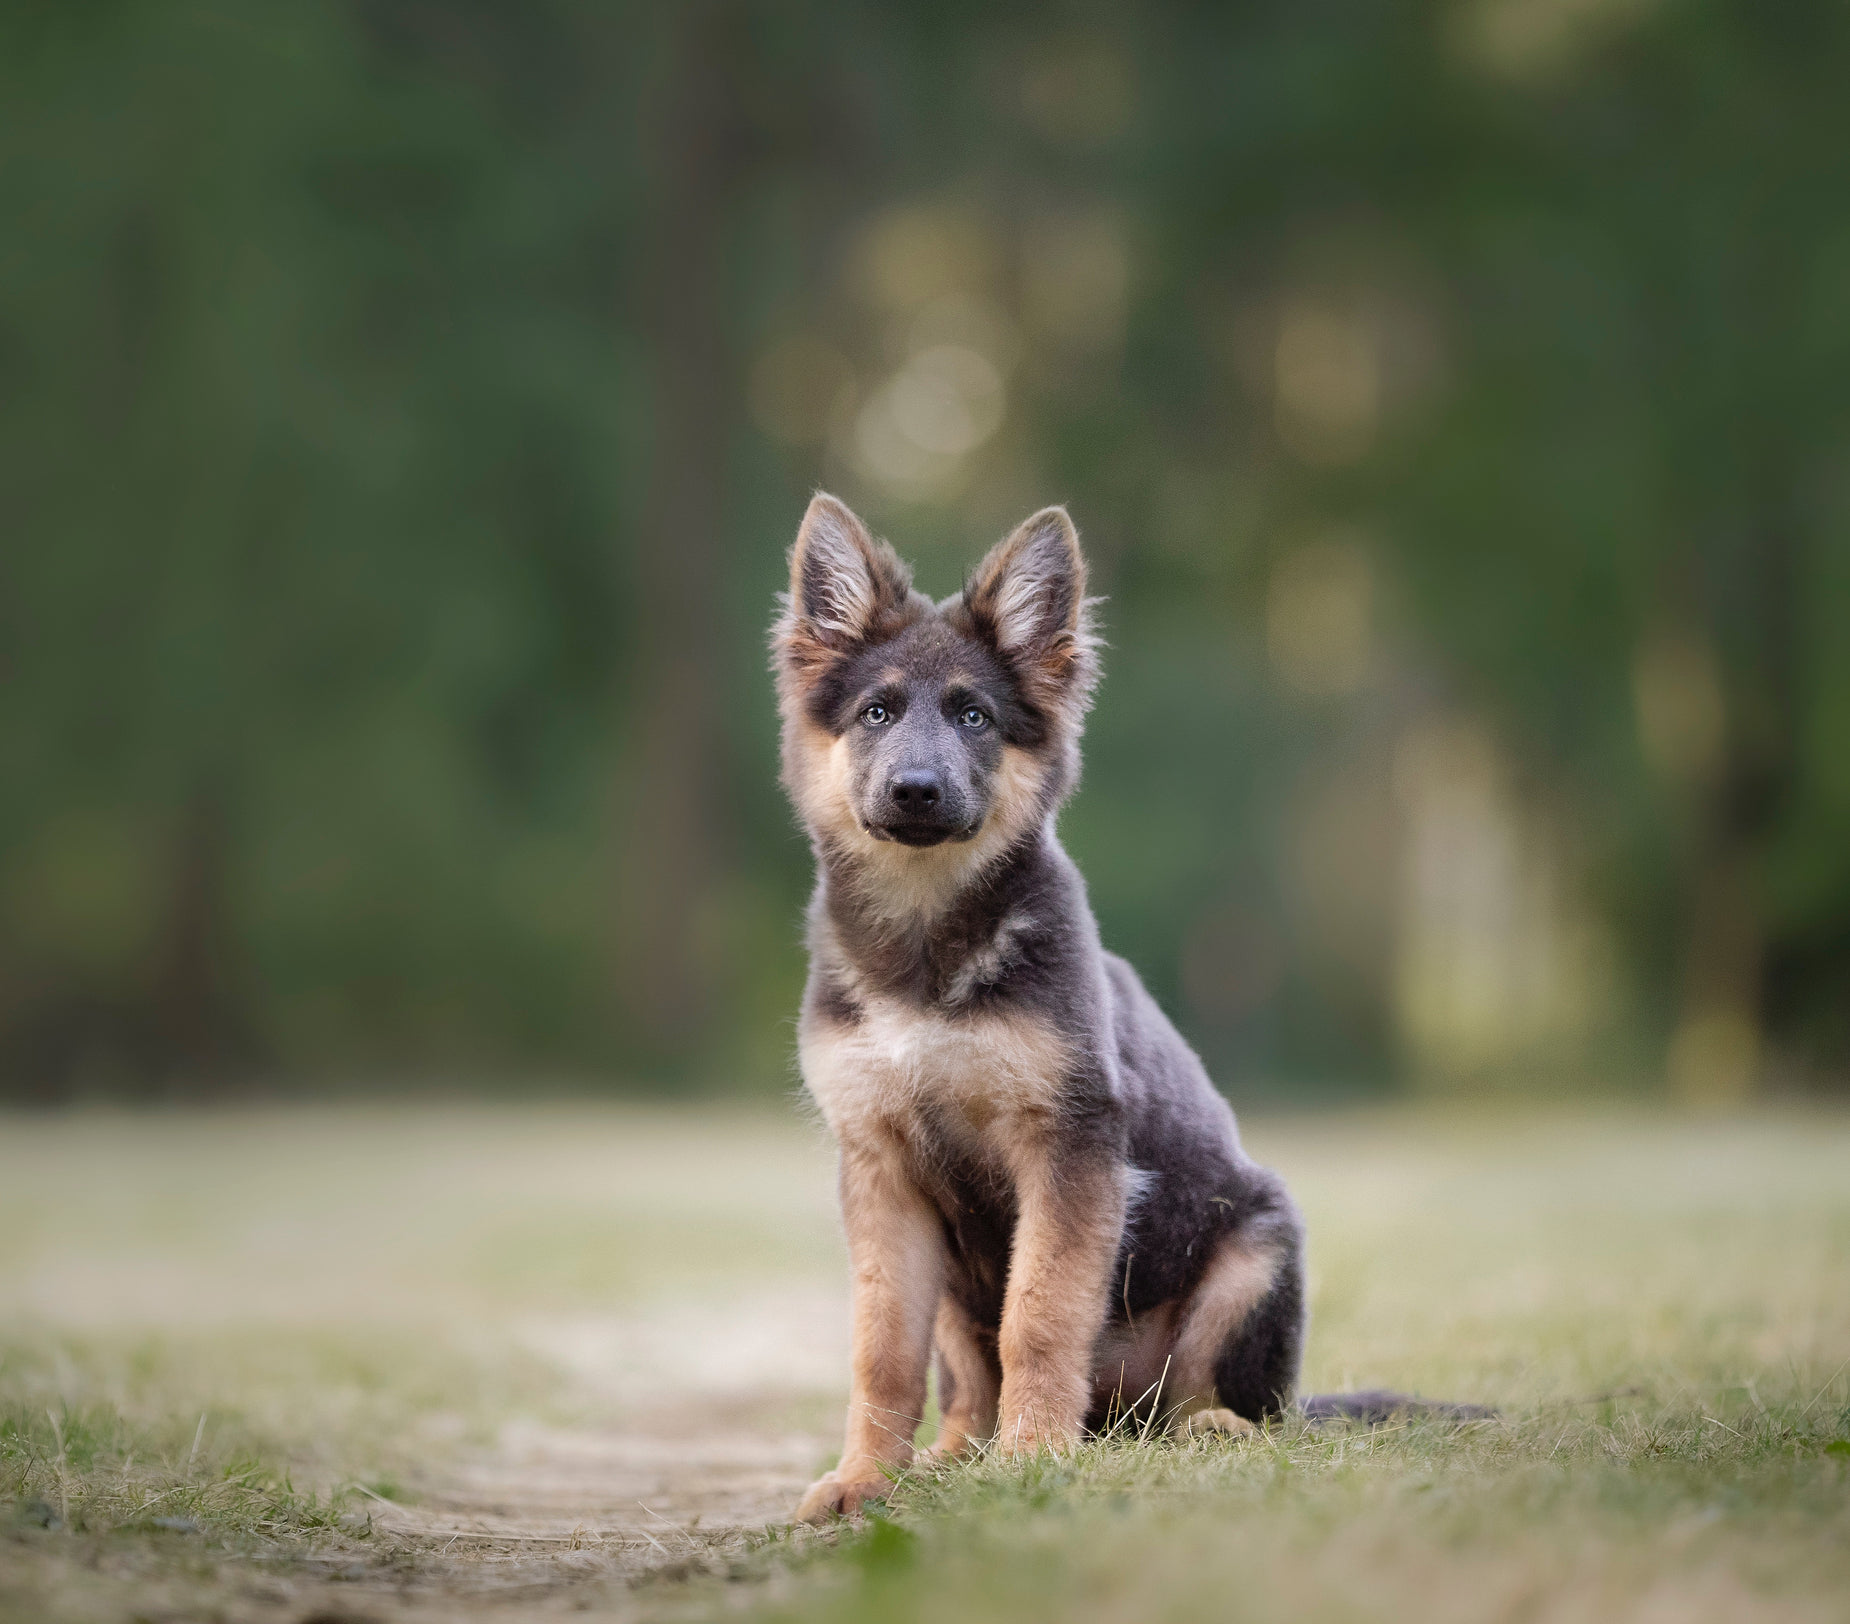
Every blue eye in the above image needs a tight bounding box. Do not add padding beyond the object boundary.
[959,706,988,730]
[862,703,890,726]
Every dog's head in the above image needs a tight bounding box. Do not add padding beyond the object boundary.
[773,495,1098,903]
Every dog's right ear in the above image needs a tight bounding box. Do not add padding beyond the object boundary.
[775,495,914,680]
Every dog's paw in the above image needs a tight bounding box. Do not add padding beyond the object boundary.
[918,1422,987,1464]
[794,1469,887,1523]
[1182,1407,1259,1440]
[994,1417,1074,1459]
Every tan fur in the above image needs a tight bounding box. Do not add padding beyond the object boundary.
[994,1148,1129,1453]
[1182,1408,1259,1439]
[925,1295,999,1460]
[794,1136,946,1522]
[1164,1233,1281,1424]
[780,721,863,851]
[800,990,1071,1151]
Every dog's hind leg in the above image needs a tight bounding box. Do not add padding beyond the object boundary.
[1204,1216,1307,1428]
[922,1295,999,1460]
[1163,1189,1307,1436]
[1163,1231,1289,1435]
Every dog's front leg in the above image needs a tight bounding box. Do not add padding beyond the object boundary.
[796,1136,945,1522]
[996,1144,1127,1455]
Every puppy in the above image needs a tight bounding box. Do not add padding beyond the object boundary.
[773,496,1311,1521]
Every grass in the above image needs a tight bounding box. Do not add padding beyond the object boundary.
[0,1101,1847,1621]
[781,1386,1850,1624]
[2,1399,352,1546]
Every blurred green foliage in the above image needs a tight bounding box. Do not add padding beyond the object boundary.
[2,0,1846,1099]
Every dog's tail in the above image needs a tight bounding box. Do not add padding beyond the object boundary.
[1297,1390,1496,1426]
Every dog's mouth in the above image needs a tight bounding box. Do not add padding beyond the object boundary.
[866,820,979,848]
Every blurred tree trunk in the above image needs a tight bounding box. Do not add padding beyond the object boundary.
[611,3,744,1065]
[1666,498,1799,1102]
[149,785,250,1093]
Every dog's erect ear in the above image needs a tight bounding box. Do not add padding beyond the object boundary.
[779,494,914,665]
[962,507,1098,711]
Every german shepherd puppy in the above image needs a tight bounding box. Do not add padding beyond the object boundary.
[776,496,1451,1523]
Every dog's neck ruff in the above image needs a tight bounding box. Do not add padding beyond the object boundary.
[822,814,1046,933]
[817,816,1054,998]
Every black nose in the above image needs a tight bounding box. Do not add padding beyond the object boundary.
[888,770,943,811]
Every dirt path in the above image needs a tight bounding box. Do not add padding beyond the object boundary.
[6,1376,840,1623]
[293,1405,829,1619]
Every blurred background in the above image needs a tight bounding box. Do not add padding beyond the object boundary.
[3,0,1846,1106]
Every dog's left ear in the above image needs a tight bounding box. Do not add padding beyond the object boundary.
[961,507,1098,712]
